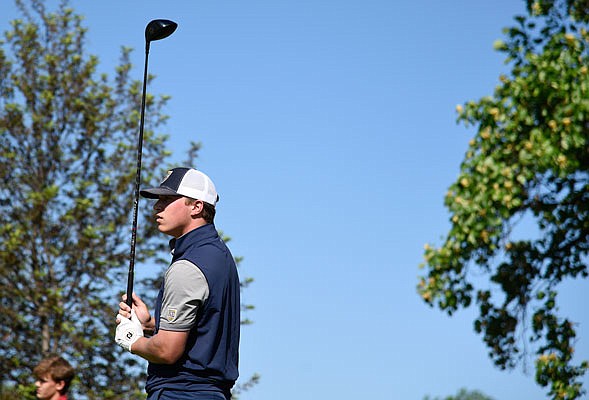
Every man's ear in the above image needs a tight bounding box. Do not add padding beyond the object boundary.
[55,379,65,393]
[190,199,204,217]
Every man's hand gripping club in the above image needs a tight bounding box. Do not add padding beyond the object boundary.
[115,293,153,352]
[115,309,143,352]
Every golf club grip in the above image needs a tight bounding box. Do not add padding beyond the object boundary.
[125,266,134,308]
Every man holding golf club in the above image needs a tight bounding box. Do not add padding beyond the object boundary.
[115,167,240,400]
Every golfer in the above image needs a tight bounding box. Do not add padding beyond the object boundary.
[115,167,240,400]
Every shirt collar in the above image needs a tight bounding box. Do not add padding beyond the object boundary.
[169,223,218,259]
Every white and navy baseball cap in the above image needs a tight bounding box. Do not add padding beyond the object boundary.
[140,167,219,206]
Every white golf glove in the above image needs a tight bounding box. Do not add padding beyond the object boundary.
[115,310,144,352]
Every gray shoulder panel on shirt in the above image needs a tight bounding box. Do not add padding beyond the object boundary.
[159,259,209,331]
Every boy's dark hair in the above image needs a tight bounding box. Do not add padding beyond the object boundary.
[202,202,216,224]
[33,356,75,393]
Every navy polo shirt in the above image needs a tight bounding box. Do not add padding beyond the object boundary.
[146,223,240,396]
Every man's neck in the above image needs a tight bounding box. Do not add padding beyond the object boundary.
[176,219,208,238]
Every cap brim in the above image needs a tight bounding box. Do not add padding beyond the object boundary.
[139,187,179,199]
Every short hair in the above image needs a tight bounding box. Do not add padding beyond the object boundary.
[185,197,216,224]
[33,356,75,393]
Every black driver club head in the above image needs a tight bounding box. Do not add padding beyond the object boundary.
[145,19,178,42]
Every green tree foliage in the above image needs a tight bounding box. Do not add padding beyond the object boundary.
[418,1,588,399]
[0,1,257,398]
[1,0,180,398]
[423,388,495,400]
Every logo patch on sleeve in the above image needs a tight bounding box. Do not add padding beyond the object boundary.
[166,308,178,322]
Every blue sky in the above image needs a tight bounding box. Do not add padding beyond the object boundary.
[3,1,588,399]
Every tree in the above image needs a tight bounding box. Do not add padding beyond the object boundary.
[0,0,169,398]
[0,0,258,398]
[423,388,495,400]
[418,1,588,399]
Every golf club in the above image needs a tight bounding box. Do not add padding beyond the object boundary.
[126,19,178,308]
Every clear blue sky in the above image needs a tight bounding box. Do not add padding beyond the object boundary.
[3,1,588,399]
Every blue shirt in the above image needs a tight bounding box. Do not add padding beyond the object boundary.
[146,224,240,397]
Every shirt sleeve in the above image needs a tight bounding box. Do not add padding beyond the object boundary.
[159,259,209,331]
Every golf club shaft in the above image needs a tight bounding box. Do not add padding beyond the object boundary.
[126,41,151,309]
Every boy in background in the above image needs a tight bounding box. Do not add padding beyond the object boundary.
[33,356,75,400]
